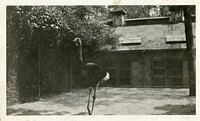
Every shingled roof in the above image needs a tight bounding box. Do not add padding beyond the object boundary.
[107,22,196,51]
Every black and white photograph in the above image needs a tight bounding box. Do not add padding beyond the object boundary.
[2,3,197,119]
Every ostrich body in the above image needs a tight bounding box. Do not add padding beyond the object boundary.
[73,38,110,115]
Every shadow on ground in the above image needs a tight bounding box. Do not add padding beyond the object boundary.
[155,103,195,115]
[72,112,88,115]
[7,108,70,115]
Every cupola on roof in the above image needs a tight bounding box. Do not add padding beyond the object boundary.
[109,8,127,15]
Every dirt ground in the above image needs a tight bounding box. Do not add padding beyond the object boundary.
[7,87,195,115]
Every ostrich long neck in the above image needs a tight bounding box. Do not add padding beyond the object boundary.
[78,40,83,65]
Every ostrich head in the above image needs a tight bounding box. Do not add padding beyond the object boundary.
[73,38,82,47]
[73,37,83,63]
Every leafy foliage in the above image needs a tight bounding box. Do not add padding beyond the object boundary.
[159,5,195,22]
[108,5,157,18]
[7,6,120,104]
[7,6,119,52]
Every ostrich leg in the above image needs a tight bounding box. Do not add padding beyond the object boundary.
[87,87,93,115]
[91,82,100,115]
[90,88,96,115]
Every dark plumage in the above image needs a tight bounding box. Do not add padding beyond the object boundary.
[83,63,107,86]
[73,38,110,115]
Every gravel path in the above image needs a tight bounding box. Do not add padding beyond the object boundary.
[7,87,195,115]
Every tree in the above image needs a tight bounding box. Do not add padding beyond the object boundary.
[183,6,196,96]
[107,5,157,19]
[163,5,196,96]
[7,6,120,103]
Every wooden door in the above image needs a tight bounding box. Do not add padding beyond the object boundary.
[119,61,131,85]
[152,60,166,86]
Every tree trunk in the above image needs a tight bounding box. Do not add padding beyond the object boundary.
[183,7,196,96]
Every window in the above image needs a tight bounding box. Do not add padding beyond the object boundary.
[166,60,183,86]
[166,35,186,43]
[152,60,183,86]
[103,61,131,86]
[119,37,142,45]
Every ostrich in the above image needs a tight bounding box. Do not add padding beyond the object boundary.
[73,38,110,115]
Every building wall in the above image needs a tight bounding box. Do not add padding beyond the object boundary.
[91,50,189,87]
[140,50,188,87]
